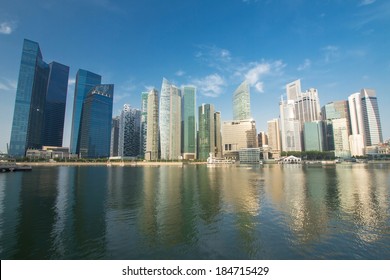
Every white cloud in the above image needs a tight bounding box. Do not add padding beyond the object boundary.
[359,0,376,6]
[0,22,15,35]
[297,59,311,71]
[240,60,286,93]
[175,70,185,77]
[192,73,226,98]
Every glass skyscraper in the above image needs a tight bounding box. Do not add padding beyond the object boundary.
[182,86,196,159]
[42,62,70,147]
[361,89,383,146]
[198,104,215,160]
[159,78,181,160]
[303,121,324,151]
[110,116,120,157]
[79,84,114,158]
[232,80,251,121]
[140,92,148,158]
[119,104,141,158]
[9,39,69,157]
[70,69,101,155]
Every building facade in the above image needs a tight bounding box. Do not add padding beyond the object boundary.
[70,69,102,155]
[360,89,383,146]
[222,119,257,158]
[110,116,120,157]
[119,104,141,158]
[198,104,215,160]
[267,119,281,158]
[214,111,223,158]
[140,92,148,158]
[348,92,365,156]
[79,84,114,158]
[182,86,196,159]
[159,78,181,160]
[279,99,302,152]
[303,121,324,151]
[146,89,159,160]
[232,80,251,121]
[9,39,69,157]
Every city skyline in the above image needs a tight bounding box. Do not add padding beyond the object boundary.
[1,0,390,152]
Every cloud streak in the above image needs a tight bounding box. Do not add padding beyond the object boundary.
[359,0,375,6]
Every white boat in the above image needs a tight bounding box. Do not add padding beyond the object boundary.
[207,153,235,165]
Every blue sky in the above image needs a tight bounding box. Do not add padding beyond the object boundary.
[1,0,389,152]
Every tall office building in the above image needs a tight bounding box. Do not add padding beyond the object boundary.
[348,92,365,156]
[198,104,215,160]
[286,80,321,126]
[279,99,302,152]
[9,39,69,156]
[79,84,114,158]
[258,131,268,148]
[110,116,120,157]
[214,111,223,158]
[321,100,351,152]
[332,118,350,158]
[140,92,148,158]
[146,89,159,160]
[42,62,70,147]
[182,86,196,159]
[222,119,257,157]
[267,119,281,157]
[233,80,251,120]
[70,69,102,155]
[159,78,181,160]
[360,89,383,146]
[119,104,141,157]
[303,121,324,151]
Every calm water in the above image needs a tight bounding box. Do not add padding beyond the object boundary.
[0,164,389,259]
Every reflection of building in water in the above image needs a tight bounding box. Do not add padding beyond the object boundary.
[137,167,159,247]
[264,165,329,244]
[13,168,59,258]
[155,166,185,246]
[51,166,74,258]
[336,166,389,242]
[0,171,23,257]
[219,167,261,256]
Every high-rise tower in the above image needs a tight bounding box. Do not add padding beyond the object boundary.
[70,69,101,155]
[9,39,69,156]
[79,84,114,158]
[361,89,383,146]
[232,80,251,121]
[182,86,196,159]
[119,104,141,158]
[146,89,159,160]
[140,92,148,158]
[198,104,215,160]
[159,78,181,160]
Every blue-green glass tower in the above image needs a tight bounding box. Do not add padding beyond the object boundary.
[9,39,69,157]
[182,86,196,159]
[42,62,70,147]
[70,69,101,155]
[79,84,114,158]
